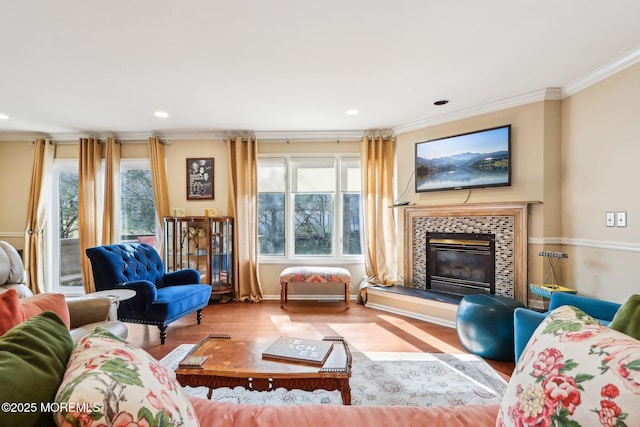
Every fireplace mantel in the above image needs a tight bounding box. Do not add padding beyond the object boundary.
[403,202,529,304]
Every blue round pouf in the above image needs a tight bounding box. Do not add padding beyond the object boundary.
[456,294,525,361]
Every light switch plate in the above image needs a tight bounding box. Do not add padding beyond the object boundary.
[616,211,627,228]
[606,212,615,227]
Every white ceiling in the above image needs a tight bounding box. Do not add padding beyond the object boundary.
[1,0,640,141]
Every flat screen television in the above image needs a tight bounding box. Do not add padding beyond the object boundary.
[415,124,511,193]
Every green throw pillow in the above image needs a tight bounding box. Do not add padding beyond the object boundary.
[0,311,74,427]
[609,294,640,340]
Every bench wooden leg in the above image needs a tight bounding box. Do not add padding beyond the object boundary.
[280,281,287,308]
[345,282,350,308]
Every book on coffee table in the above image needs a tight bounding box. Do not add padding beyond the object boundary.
[179,355,209,369]
[262,336,334,366]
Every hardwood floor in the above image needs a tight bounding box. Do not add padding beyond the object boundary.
[127,300,515,379]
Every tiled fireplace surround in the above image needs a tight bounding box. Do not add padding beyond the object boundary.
[403,203,529,304]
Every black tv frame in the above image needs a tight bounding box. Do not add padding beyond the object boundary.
[415,124,512,193]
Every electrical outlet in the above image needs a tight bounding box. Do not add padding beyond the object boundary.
[606,212,615,227]
[616,211,627,228]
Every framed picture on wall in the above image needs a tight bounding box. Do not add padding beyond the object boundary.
[186,158,214,200]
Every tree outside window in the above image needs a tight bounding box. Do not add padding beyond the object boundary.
[257,155,362,259]
[50,160,157,294]
[120,167,157,241]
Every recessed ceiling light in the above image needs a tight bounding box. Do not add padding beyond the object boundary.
[154,111,169,118]
[434,100,449,106]
[0,113,9,120]
[345,109,360,116]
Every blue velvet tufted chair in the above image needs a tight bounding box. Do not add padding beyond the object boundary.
[86,243,212,344]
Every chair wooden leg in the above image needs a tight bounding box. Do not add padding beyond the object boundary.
[158,325,167,345]
[196,309,203,324]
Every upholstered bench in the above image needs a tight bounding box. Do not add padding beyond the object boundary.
[279,266,351,308]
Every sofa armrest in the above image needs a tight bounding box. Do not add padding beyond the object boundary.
[514,307,547,362]
[549,293,621,324]
[67,297,111,329]
[163,268,201,286]
[119,281,157,301]
[114,281,157,316]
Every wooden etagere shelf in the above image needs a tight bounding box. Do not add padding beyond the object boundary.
[163,216,234,296]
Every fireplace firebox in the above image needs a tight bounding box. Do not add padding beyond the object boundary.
[426,232,495,296]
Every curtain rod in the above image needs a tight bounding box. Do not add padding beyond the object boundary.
[225,137,256,143]
[37,138,158,145]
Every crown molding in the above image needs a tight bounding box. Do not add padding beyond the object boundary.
[0,129,366,143]
[392,88,563,135]
[562,44,640,97]
[253,130,364,141]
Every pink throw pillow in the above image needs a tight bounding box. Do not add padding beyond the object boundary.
[0,289,26,335]
[20,293,71,329]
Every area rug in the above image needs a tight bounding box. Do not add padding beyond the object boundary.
[161,344,507,407]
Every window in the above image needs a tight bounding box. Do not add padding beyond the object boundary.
[341,158,362,255]
[258,155,362,260]
[120,160,158,243]
[48,159,158,294]
[49,161,83,295]
[257,158,286,256]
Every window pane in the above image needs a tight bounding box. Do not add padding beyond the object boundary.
[59,171,79,239]
[59,170,82,288]
[258,158,286,192]
[291,159,335,193]
[258,158,286,256]
[341,158,361,192]
[294,194,333,255]
[120,168,156,241]
[258,193,285,255]
[343,193,362,255]
[341,158,362,255]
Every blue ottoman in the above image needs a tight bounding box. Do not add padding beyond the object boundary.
[456,294,525,361]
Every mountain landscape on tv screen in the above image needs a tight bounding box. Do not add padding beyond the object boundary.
[416,150,509,176]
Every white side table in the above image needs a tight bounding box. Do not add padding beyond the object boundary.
[89,289,136,320]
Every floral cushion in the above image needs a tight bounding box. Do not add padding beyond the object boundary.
[497,305,640,427]
[54,329,199,427]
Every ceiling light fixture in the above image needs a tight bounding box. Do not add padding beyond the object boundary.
[433,100,449,106]
[345,109,360,116]
[0,113,9,120]
[154,111,169,118]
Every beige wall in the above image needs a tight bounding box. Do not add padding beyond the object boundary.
[560,62,640,302]
[0,137,365,298]
[0,139,229,249]
[396,102,546,207]
[163,139,229,217]
[395,101,562,294]
[0,140,34,249]
[2,63,639,304]
[392,63,640,304]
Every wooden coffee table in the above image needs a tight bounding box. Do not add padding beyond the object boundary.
[174,334,353,404]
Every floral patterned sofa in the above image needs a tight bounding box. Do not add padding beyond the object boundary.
[0,296,639,426]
